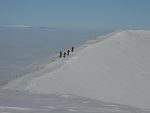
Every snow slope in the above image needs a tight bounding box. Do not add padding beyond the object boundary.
[4,30,150,110]
[1,89,149,113]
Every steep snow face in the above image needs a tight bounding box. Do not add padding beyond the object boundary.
[5,30,150,109]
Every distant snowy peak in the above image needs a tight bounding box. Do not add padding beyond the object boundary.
[0,25,55,29]
[0,25,34,28]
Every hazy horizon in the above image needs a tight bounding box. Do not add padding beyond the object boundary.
[0,0,150,29]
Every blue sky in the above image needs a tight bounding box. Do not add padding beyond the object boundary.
[0,0,150,30]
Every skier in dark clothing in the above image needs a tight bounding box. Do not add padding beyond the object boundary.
[67,50,70,56]
[59,51,62,58]
[71,46,74,52]
[63,52,66,58]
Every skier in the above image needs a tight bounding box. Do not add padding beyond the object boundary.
[71,46,74,52]
[59,51,62,58]
[63,52,66,58]
[67,50,70,56]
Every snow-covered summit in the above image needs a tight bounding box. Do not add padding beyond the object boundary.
[4,30,150,109]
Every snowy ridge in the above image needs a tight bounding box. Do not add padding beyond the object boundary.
[0,31,111,87]
[2,30,150,112]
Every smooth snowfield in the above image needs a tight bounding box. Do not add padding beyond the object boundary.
[4,30,150,111]
[1,89,149,113]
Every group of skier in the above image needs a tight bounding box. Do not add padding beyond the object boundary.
[59,46,74,58]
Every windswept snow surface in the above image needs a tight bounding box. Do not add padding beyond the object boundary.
[2,30,150,112]
[0,89,149,113]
